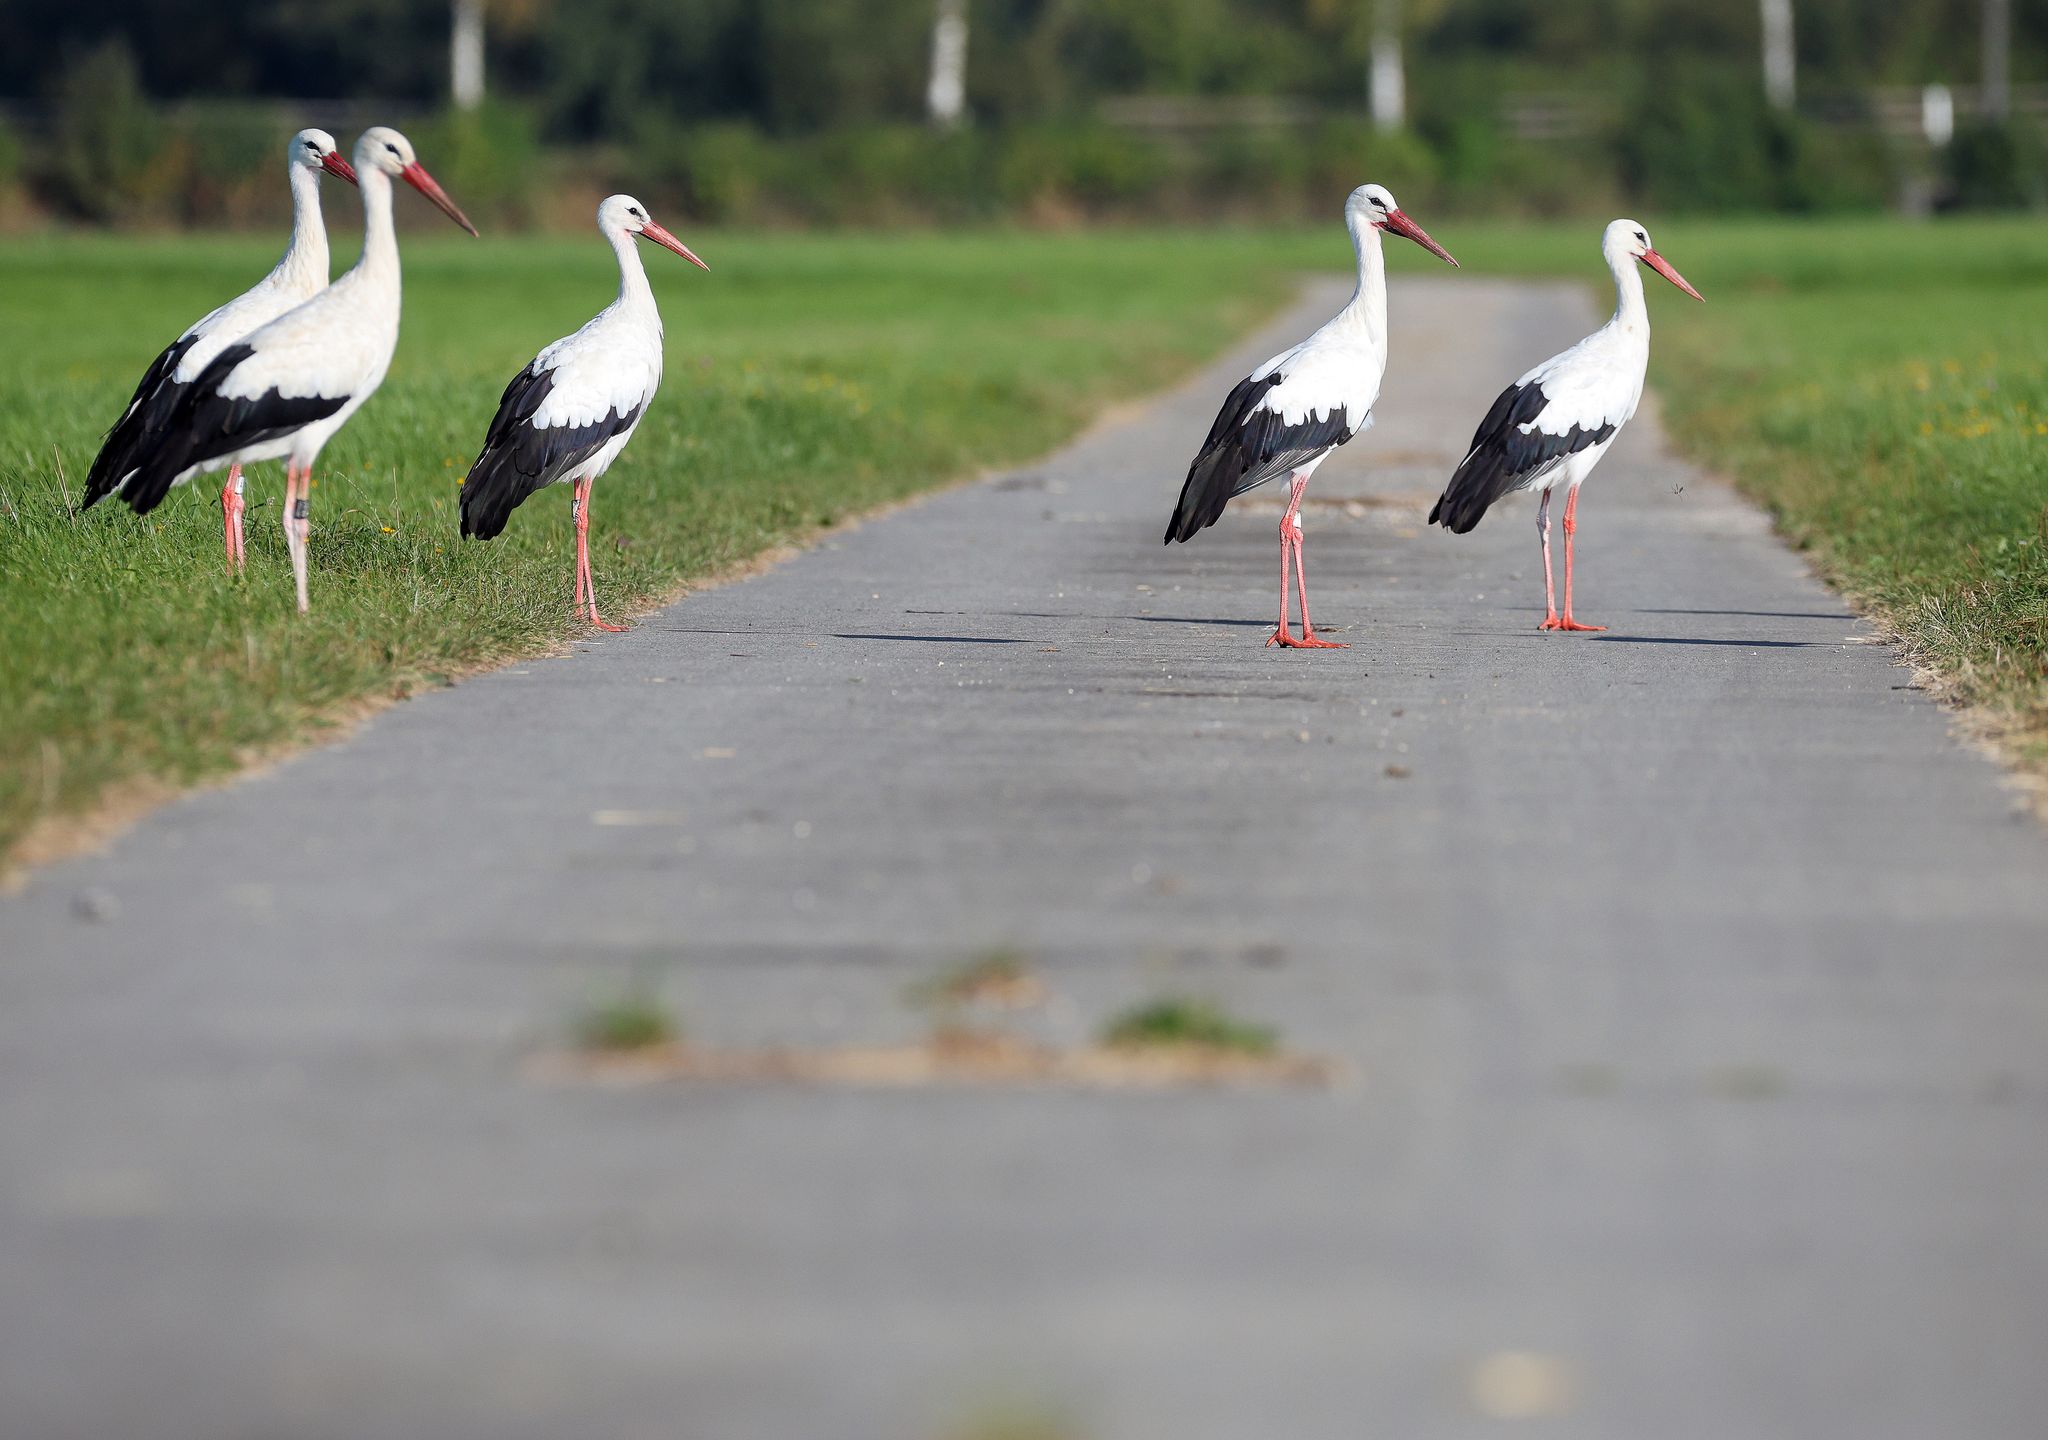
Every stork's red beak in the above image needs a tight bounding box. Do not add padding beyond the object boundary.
[400,161,478,237]
[322,152,359,187]
[1641,248,1704,302]
[637,220,710,271]
[1383,208,1459,268]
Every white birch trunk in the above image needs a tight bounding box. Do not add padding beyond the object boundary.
[452,0,485,112]
[1370,0,1404,134]
[928,0,968,128]
[1760,0,1796,111]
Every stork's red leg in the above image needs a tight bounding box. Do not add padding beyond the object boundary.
[1553,485,1605,632]
[1536,489,1563,630]
[221,465,246,575]
[573,478,627,632]
[1267,507,1298,646]
[1267,476,1302,646]
[571,480,588,615]
[282,463,311,614]
[1271,474,1344,650]
[1287,529,1347,648]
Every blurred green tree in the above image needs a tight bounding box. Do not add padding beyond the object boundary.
[49,38,160,222]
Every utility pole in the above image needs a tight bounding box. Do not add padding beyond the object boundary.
[927,0,968,128]
[1982,0,2011,121]
[451,0,485,111]
[1760,0,1795,111]
[1370,0,1405,133]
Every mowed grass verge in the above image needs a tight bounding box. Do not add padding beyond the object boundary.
[1406,217,2048,781]
[0,226,1344,864]
[1663,219,2047,776]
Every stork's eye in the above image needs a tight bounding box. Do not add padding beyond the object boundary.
[1637,230,1648,244]
[386,143,401,156]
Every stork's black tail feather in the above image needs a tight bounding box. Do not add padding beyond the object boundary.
[1166,371,1277,544]
[116,344,346,517]
[82,334,199,511]
[119,439,205,519]
[458,363,644,541]
[458,449,549,541]
[1429,463,1507,535]
[1165,369,1352,544]
[1430,381,1541,535]
[1430,378,1615,535]
[1164,446,1240,544]
[461,364,556,540]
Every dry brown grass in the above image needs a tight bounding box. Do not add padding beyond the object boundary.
[533,1025,1344,1092]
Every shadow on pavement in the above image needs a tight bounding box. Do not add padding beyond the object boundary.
[1593,635,1824,648]
[829,633,1027,644]
[1637,607,1856,620]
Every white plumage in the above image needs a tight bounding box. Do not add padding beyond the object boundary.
[1247,358,1370,437]
[459,193,708,632]
[1165,183,1458,648]
[116,126,476,613]
[1430,218,1703,632]
[81,128,357,567]
[148,136,357,400]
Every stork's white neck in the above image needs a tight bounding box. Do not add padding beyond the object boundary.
[342,166,402,299]
[606,225,660,326]
[269,162,330,292]
[1336,209,1389,347]
[1606,239,1649,337]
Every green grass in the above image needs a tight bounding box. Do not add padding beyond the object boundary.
[1645,218,2048,772]
[1099,997,1278,1056]
[0,226,1391,862]
[575,988,677,1052]
[1422,216,2048,774]
[936,1400,1085,1440]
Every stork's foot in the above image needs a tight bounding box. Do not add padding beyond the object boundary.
[585,612,629,633]
[1539,614,1606,632]
[1271,629,1348,650]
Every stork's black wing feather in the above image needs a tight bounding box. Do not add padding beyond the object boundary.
[458,365,644,541]
[115,343,348,516]
[82,332,200,509]
[1163,370,1354,544]
[1428,380,1615,534]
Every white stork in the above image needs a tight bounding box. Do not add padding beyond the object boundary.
[1429,218,1703,631]
[81,128,357,570]
[113,127,476,613]
[457,194,707,632]
[1164,183,1458,648]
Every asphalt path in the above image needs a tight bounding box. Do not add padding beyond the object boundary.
[5,276,2048,1439]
